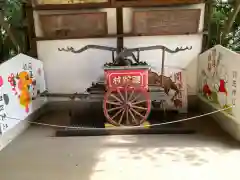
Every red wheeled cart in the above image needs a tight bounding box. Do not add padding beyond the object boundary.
[103,66,151,126]
[56,44,192,128]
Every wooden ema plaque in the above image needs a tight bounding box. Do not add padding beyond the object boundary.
[132,9,201,35]
[39,12,107,38]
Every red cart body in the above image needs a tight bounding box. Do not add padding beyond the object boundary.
[103,66,151,126]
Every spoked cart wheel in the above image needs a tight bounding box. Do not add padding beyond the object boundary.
[103,87,151,126]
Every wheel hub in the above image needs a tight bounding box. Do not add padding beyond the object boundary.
[124,102,131,109]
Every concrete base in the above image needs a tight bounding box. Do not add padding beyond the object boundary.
[198,96,240,141]
[2,94,238,151]
[0,104,47,151]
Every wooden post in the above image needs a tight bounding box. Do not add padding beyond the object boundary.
[202,0,211,52]
[206,0,213,50]
[161,48,165,85]
[116,7,123,54]
[25,0,37,58]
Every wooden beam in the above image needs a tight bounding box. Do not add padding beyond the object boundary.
[112,0,204,7]
[33,2,111,10]
[33,0,205,10]
[34,32,207,41]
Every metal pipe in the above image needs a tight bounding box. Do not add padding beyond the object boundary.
[161,48,166,84]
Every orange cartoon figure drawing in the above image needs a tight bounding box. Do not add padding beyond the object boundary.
[16,71,35,113]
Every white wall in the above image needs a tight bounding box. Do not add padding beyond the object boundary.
[37,38,117,93]
[36,3,204,95]
[0,54,47,134]
[37,35,202,95]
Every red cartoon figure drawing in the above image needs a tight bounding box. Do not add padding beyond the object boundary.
[201,70,212,100]
[8,73,18,95]
[219,79,227,95]
[0,76,3,87]
[215,64,228,107]
[203,80,212,99]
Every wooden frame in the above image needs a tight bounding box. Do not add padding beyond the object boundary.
[38,12,108,38]
[32,0,111,10]
[35,31,206,41]
[132,9,201,36]
[33,0,109,5]
[32,0,204,10]
[111,0,204,7]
